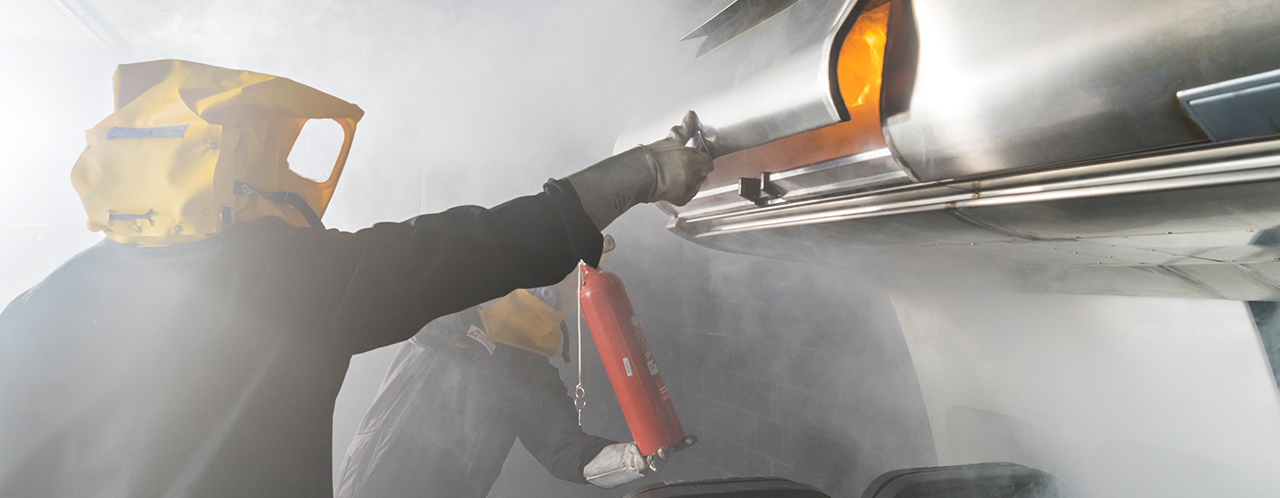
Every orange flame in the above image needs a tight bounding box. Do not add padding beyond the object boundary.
[704,3,891,188]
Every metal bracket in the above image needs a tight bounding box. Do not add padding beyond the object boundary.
[738,172,788,206]
[643,435,699,473]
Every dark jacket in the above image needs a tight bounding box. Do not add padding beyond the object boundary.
[0,180,603,498]
[335,309,614,498]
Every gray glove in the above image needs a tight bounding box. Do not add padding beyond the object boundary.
[584,442,649,489]
[568,111,715,230]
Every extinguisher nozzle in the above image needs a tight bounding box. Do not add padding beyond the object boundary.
[643,435,698,474]
[644,454,665,474]
[673,434,697,452]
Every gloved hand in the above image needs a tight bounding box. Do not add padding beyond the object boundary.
[583,442,649,489]
[568,111,715,230]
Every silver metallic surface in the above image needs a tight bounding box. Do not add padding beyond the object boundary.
[661,147,911,220]
[614,0,861,157]
[883,0,1280,182]
[683,139,1280,237]
[668,138,1280,300]
[682,0,802,57]
[1179,68,1280,142]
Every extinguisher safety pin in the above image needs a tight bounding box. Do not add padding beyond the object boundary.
[575,261,586,426]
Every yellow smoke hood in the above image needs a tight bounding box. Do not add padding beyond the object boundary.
[71,59,363,245]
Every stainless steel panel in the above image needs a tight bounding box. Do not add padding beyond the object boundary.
[614,0,862,156]
[768,148,911,200]
[667,138,1280,299]
[1179,68,1280,142]
[683,0,804,56]
[1168,263,1280,300]
[1008,264,1273,300]
[1016,265,1219,299]
[955,241,1116,266]
[664,147,912,220]
[1189,245,1280,264]
[1034,240,1184,266]
[675,209,1019,249]
[882,0,1280,182]
[1085,231,1261,249]
[1246,261,1280,286]
[680,139,1280,238]
[879,240,1178,267]
[960,177,1280,240]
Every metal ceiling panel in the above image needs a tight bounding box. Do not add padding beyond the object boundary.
[881,0,1280,182]
[614,0,863,156]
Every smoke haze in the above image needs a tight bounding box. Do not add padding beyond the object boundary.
[0,1,935,495]
[4,1,1279,497]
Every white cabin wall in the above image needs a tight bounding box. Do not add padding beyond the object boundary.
[890,291,1280,497]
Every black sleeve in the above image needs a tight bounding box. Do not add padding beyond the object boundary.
[254,179,604,354]
[515,357,617,484]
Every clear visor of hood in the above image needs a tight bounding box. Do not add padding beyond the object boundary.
[287,118,347,183]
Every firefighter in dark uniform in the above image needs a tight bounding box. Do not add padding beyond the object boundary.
[335,271,651,498]
[0,60,711,498]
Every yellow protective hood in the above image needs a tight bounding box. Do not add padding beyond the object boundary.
[71,59,364,245]
[479,279,576,357]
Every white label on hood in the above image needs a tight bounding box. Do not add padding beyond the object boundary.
[467,325,495,355]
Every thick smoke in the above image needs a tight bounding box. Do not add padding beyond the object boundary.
[7,1,1276,497]
[2,1,935,496]
[0,2,115,304]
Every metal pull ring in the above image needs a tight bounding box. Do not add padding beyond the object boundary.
[575,262,586,425]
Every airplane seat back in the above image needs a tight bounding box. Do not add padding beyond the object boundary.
[861,462,1060,498]
[622,477,831,498]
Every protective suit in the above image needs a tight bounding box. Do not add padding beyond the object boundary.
[0,189,603,497]
[0,60,711,498]
[335,282,615,498]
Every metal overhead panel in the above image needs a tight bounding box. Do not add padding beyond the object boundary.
[682,0,803,57]
[880,0,1280,182]
[665,137,1280,299]
[614,0,864,157]
[1179,68,1280,143]
[630,0,1280,299]
[664,147,912,220]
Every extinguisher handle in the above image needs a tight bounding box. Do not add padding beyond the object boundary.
[642,435,698,473]
[671,434,698,452]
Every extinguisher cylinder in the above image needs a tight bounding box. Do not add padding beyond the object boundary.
[579,265,688,456]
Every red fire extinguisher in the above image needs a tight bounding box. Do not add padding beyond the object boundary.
[579,263,696,462]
